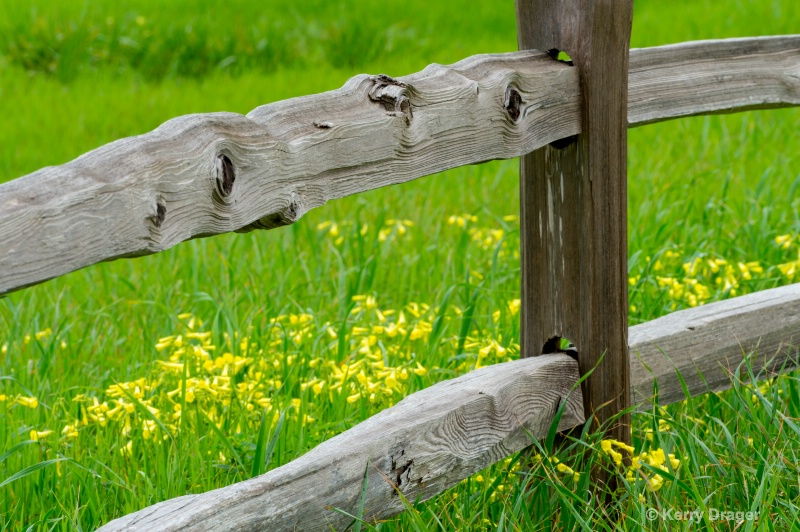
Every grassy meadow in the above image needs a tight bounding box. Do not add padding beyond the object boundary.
[1,0,800,530]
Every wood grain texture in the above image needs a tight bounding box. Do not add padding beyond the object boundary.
[629,36,800,126]
[0,51,579,296]
[1,37,799,296]
[97,355,583,532]
[629,283,800,407]
[516,0,634,448]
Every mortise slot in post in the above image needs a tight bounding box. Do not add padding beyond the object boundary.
[546,48,575,66]
[549,135,578,149]
[542,336,577,361]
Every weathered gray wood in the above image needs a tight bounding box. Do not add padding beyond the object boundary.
[0,51,580,296]
[516,0,634,453]
[629,283,800,407]
[629,36,800,126]
[97,355,583,532]
[2,36,799,297]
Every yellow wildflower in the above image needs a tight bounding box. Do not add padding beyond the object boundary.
[448,214,478,228]
[60,423,78,438]
[347,393,361,404]
[775,234,794,249]
[17,396,39,409]
[30,429,54,441]
[120,440,134,456]
[646,474,664,491]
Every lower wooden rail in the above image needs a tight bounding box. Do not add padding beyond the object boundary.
[98,284,800,531]
[99,355,584,531]
[630,283,800,406]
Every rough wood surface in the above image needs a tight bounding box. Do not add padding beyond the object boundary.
[629,283,800,407]
[97,355,583,532]
[516,0,633,450]
[2,36,799,297]
[628,36,800,126]
[0,51,580,296]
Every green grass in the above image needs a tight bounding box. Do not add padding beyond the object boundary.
[1,0,800,530]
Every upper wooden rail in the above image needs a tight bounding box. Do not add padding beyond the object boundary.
[1,36,798,297]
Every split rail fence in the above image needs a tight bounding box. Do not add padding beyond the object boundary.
[1,1,799,530]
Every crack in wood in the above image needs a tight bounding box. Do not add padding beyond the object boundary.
[389,448,415,495]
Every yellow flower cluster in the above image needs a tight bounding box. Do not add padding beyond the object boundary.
[600,439,682,493]
[30,429,54,441]
[748,379,782,403]
[775,234,800,280]
[492,299,521,323]
[0,394,39,408]
[15,327,60,349]
[447,213,520,263]
[316,220,347,246]
[636,248,765,309]
[468,227,505,252]
[459,456,522,504]
[549,456,581,482]
[316,219,414,246]
[632,234,800,312]
[378,219,414,242]
[18,296,520,455]
[775,233,795,250]
[447,213,478,228]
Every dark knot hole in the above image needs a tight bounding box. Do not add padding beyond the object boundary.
[216,154,236,197]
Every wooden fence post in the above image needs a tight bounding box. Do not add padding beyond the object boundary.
[515,0,634,456]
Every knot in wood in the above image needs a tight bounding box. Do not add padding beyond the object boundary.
[153,201,166,228]
[245,192,306,231]
[215,154,236,198]
[369,74,413,123]
[504,86,522,122]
